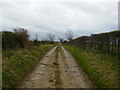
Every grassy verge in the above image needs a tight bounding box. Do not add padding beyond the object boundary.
[2,45,54,88]
[64,45,119,88]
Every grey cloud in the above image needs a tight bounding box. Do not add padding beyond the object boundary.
[1,1,118,40]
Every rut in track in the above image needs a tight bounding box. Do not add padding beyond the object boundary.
[19,46,95,88]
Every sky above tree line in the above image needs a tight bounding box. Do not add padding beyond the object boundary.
[1,0,119,41]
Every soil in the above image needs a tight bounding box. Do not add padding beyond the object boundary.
[19,46,95,88]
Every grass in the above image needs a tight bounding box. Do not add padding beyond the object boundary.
[2,45,54,88]
[64,45,119,88]
[54,46,62,88]
[0,54,2,89]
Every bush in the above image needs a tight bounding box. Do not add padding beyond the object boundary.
[2,28,29,49]
[2,31,18,49]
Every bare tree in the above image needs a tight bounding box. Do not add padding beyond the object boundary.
[66,29,73,41]
[47,33,55,43]
[13,28,29,48]
[35,33,39,41]
[59,38,64,42]
[34,33,39,45]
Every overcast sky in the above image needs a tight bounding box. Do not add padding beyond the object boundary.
[1,0,119,40]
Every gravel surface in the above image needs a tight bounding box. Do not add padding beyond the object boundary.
[19,46,95,88]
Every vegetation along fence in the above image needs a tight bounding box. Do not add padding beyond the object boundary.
[70,30,120,58]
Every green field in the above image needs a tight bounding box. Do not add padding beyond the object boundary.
[64,45,119,88]
[2,45,54,88]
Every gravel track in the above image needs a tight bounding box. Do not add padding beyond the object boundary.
[19,46,95,88]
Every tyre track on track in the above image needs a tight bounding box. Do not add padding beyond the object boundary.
[19,46,95,88]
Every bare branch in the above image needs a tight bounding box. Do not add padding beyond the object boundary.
[66,29,73,41]
[47,33,55,43]
[59,38,64,42]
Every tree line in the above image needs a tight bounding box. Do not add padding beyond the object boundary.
[68,30,120,57]
[2,28,57,50]
[2,27,120,57]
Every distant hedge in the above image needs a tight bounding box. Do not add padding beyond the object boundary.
[2,28,29,49]
[70,30,120,57]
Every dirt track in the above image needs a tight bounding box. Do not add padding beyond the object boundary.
[19,46,95,88]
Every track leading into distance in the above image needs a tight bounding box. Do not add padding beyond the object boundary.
[19,46,95,88]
